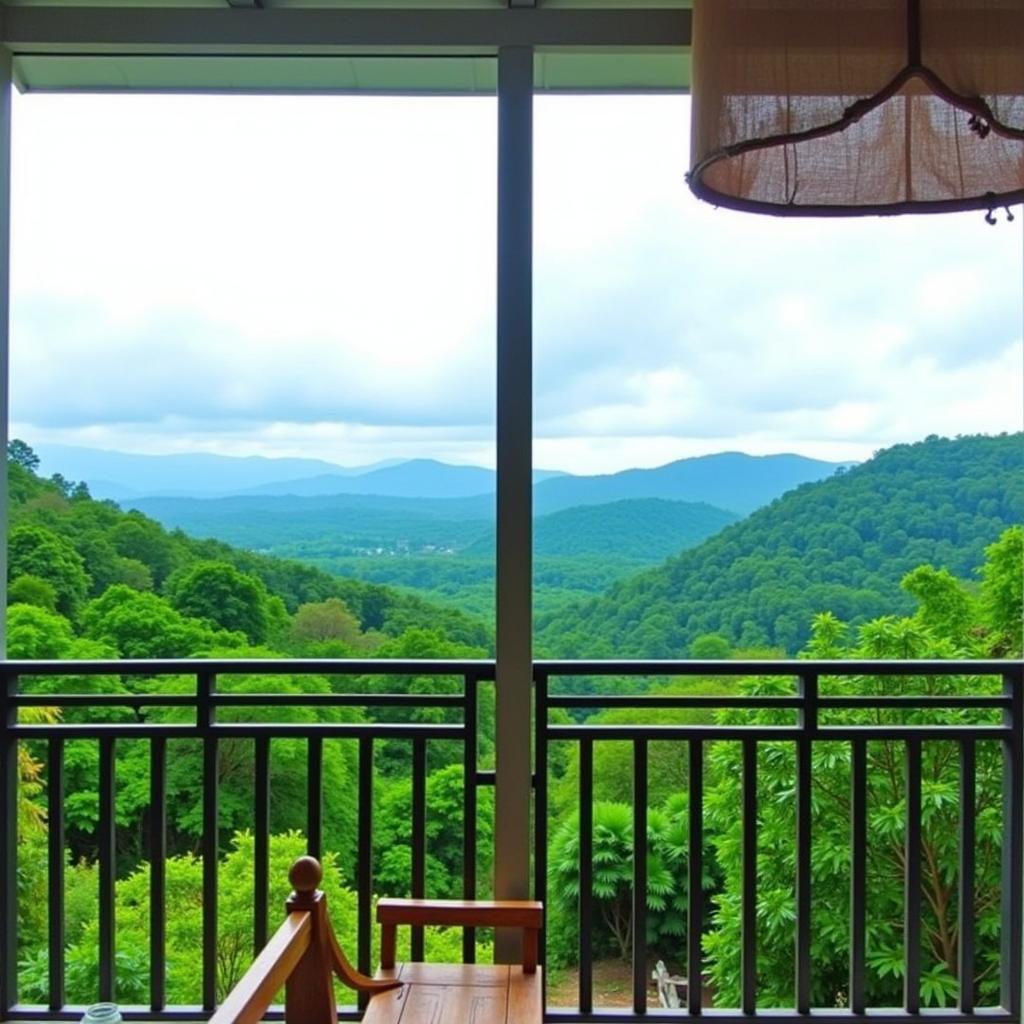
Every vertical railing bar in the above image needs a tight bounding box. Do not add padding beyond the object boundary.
[0,672,18,1015]
[632,738,648,1016]
[253,736,270,958]
[688,739,704,1016]
[578,737,594,1015]
[149,738,167,1012]
[306,736,323,860]
[357,736,374,1011]
[199,670,218,1012]
[534,669,548,972]
[904,737,922,1014]
[462,673,478,964]
[47,739,65,1011]
[795,673,816,1014]
[850,737,867,1015]
[98,736,116,1003]
[1000,671,1023,1015]
[741,738,757,1016]
[411,736,427,963]
[958,738,976,1014]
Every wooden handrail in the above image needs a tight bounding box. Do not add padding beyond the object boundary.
[210,857,400,1024]
[208,911,312,1024]
[211,859,544,1024]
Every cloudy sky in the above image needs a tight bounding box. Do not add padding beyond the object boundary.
[10,91,1023,474]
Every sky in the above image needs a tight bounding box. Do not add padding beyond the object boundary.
[9,90,1024,475]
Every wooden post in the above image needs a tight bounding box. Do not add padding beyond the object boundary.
[284,857,337,1024]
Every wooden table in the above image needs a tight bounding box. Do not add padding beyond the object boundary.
[365,962,542,1023]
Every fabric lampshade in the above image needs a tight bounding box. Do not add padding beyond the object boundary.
[687,0,1024,216]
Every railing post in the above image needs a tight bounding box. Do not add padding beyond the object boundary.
[578,735,593,1015]
[284,858,337,1024]
[47,740,65,1011]
[253,736,271,959]
[150,737,167,1012]
[412,734,427,962]
[741,738,758,1015]
[795,673,816,1013]
[0,671,18,1018]
[533,667,548,972]
[632,739,648,1015]
[356,736,374,1009]
[98,737,116,1001]
[904,738,922,1014]
[461,673,478,963]
[200,669,219,1010]
[1001,670,1023,1015]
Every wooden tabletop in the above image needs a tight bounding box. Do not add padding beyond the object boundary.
[363,963,543,1023]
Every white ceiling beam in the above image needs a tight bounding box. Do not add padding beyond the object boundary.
[1,6,691,54]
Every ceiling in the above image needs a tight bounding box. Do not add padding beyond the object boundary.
[2,1,692,92]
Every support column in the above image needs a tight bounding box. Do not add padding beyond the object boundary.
[0,46,11,657]
[494,43,533,963]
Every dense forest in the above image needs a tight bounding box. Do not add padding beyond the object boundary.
[7,440,489,656]
[129,492,738,621]
[6,436,1023,1010]
[537,433,1023,658]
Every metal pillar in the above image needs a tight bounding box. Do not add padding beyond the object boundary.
[494,43,533,963]
[0,46,11,657]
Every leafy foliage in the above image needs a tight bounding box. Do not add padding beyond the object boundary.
[538,434,1023,657]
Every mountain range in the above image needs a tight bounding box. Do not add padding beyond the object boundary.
[38,443,850,514]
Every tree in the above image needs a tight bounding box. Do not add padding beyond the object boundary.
[548,795,719,969]
[689,633,731,659]
[901,565,976,649]
[7,574,58,611]
[375,764,495,901]
[116,655,362,869]
[109,515,180,586]
[165,562,272,643]
[978,526,1023,656]
[7,438,40,472]
[291,597,364,648]
[82,585,243,659]
[8,524,90,619]
[5,603,74,658]
[703,608,1005,1009]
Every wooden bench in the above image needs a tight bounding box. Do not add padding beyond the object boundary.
[367,897,542,1023]
[210,856,543,1024]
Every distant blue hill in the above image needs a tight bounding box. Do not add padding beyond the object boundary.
[34,445,563,500]
[245,459,564,498]
[35,442,849,512]
[34,443,398,499]
[533,452,852,516]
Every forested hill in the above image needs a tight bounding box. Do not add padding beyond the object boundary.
[5,441,490,656]
[536,433,1024,658]
[465,498,738,559]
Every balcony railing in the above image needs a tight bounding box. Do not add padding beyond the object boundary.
[1,658,1021,1023]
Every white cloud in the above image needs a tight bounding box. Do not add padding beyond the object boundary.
[10,91,1023,473]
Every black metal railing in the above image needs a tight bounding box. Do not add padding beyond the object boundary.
[0,658,493,1021]
[535,660,1024,1023]
[1,658,1022,1024]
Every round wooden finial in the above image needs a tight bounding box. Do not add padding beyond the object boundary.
[289,856,322,894]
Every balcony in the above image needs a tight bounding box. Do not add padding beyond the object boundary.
[1,656,1020,1023]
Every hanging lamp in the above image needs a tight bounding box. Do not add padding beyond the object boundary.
[687,0,1024,217]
